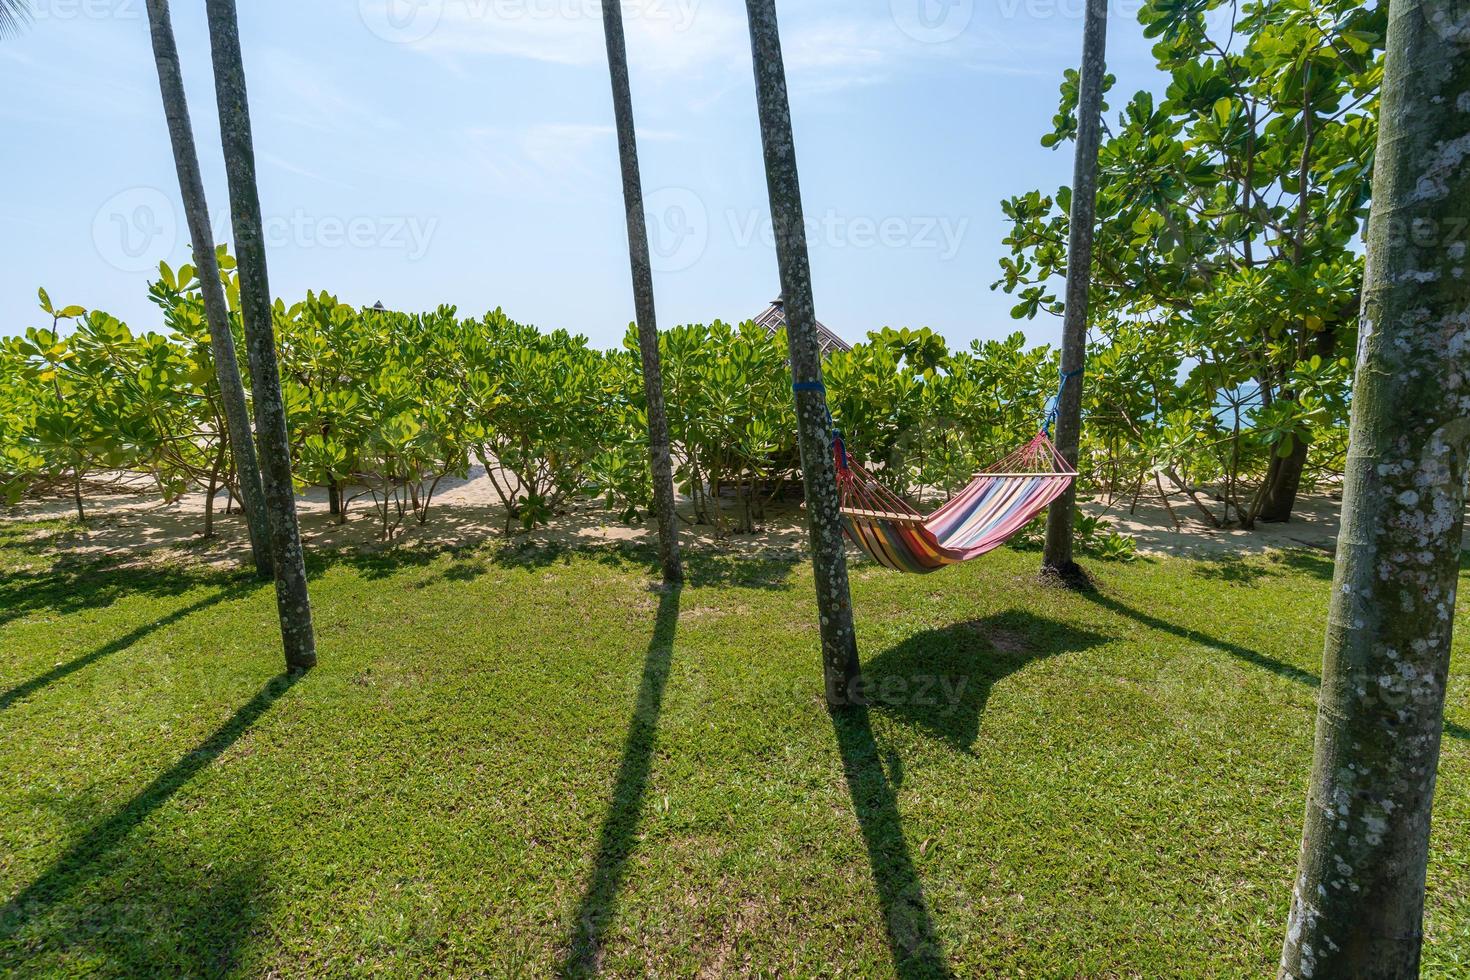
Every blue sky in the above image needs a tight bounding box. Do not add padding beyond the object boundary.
[2,0,1166,350]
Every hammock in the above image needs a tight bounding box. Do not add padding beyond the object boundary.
[834,432,1077,573]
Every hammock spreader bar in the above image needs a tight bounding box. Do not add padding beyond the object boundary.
[793,372,1079,575]
[835,431,1076,574]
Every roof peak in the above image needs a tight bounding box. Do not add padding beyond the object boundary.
[751,299,852,356]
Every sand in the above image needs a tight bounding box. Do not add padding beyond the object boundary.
[3,462,1464,568]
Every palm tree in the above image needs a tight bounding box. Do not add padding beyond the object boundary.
[1280,0,1470,973]
[1041,0,1108,583]
[742,0,860,707]
[598,0,682,584]
[203,0,316,671]
[0,0,30,40]
[144,0,272,580]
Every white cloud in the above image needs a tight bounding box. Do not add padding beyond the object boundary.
[258,48,402,134]
[259,151,359,189]
[449,121,620,198]
[377,0,744,75]
[366,0,1027,92]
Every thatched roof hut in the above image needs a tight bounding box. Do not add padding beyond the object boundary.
[751,296,852,356]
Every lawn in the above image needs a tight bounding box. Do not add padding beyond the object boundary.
[0,521,1466,977]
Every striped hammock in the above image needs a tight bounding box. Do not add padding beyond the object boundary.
[835,432,1077,574]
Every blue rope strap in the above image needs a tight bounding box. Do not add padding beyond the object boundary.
[1042,366,1085,437]
[792,379,848,468]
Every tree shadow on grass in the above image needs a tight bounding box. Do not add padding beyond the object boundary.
[831,705,954,980]
[862,612,1110,751]
[0,584,250,713]
[0,673,303,974]
[0,552,241,631]
[827,613,1108,980]
[1082,590,1470,742]
[488,540,799,592]
[559,585,680,977]
[1193,556,1274,586]
[1273,549,1336,580]
[0,838,271,977]
[1192,550,1336,586]
[310,537,800,593]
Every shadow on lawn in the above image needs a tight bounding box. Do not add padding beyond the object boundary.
[1192,550,1336,586]
[832,705,954,980]
[0,673,303,974]
[863,611,1110,751]
[0,552,237,631]
[487,541,799,592]
[828,612,1107,979]
[1083,590,1470,743]
[560,585,681,977]
[0,584,248,713]
[309,537,800,593]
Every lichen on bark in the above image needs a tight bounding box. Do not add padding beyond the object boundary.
[145,0,272,581]
[743,0,860,706]
[599,0,682,584]
[204,0,317,671]
[1280,1,1470,975]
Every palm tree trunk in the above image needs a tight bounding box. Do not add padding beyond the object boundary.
[1279,2,1470,974]
[599,0,682,584]
[1041,0,1108,581]
[743,0,859,708]
[203,0,316,671]
[145,0,272,581]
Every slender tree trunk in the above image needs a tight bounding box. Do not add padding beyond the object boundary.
[1280,2,1470,974]
[744,0,860,707]
[145,0,271,580]
[204,0,316,671]
[1255,435,1309,523]
[203,441,223,539]
[599,0,682,584]
[1042,0,1108,580]
[1257,325,1340,524]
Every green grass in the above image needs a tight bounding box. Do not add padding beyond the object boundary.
[0,522,1467,977]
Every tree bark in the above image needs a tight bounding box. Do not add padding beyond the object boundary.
[1256,324,1341,524]
[1279,2,1470,974]
[1042,0,1108,579]
[145,0,272,580]
[599,0,682,584]
[743,0,860,707]
[204,0,316,671]
[1255,435,1310,524]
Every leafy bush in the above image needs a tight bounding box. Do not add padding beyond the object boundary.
[2,253,1352,550]
[461,313,617,531]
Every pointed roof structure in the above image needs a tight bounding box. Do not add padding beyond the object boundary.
[751,296,852,356]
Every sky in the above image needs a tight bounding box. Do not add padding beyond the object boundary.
[1,0,1168,352]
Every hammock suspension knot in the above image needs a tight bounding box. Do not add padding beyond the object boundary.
[1042,366,1085,437]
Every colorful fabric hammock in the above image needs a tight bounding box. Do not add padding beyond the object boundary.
[834,432,1077,574]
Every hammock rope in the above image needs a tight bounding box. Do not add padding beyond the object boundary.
[797,371,1080,575]
[1042,366,1084,437]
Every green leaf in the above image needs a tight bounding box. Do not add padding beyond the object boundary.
[1212,97,1232,127]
